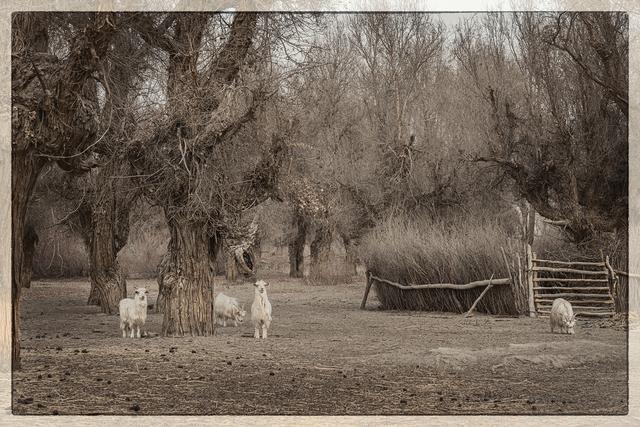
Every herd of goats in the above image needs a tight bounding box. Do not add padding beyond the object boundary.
[118,280,273,340]
[117,279,578,339]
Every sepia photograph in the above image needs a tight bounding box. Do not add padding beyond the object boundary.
[5,3,636,421]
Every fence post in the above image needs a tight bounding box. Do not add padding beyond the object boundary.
[605,255,618,312]
[526,244,537,317]
[361,271,373,310]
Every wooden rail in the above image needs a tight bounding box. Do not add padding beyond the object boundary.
[537,311,613,318]
[534,293,612,299]
[614,269,640,278]
[360,273,510,310]
[532,266,607,276]
[533,286,609,291]
[533,278,608,283]
[368,274,510,290]
[535,299,614,305]
[532,259,605,267]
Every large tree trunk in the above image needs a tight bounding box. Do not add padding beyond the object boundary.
[22,224,39,288]
[158,217,216,336]
[87,284,100,305]
[309,224,333,282]
[12,150,45,370]
[81,162,131,312]
[288,214,307,278]
[225,250,238,282]
[155,252,169,313]
[87,194,127,313]
[342,236,358,277]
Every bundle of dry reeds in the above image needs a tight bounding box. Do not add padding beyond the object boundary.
[360,216,527,315]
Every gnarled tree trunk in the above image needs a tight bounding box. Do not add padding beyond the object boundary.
[12,150,45,370]
[288,213,307,278]
[81,162,131,312]
[309,224,333,282]
[87,195,128,313]
[225,252,238,282]
[87,285,100,305]
[22,224,39,288]
[342,236,358,277]
[158,216,216,336]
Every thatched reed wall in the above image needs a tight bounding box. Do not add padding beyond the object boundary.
[370,275,521,315]
[360,217,528,315]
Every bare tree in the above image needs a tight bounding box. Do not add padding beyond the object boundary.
[454,12,628,244]
[11,13,119,369]
[128,13,312,335]
[79,28,152,312]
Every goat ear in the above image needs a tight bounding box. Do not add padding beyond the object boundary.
[264,282,270,287]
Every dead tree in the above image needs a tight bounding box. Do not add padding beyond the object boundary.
[455,12,628,244]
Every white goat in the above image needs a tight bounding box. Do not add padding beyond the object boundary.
[214,293,246,327]
[119,287,148,338]
[550,298,576,335]
[251,280,272,339]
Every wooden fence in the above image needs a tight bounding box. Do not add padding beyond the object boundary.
[361,245,621,318]
[527,249,616,318]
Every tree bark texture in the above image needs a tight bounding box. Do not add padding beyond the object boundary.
[288,213,307,278]
[81,160,131,313]
[12,149,45,370]
[225,253,238,282]
[310,224,333,281]
[22,223,39,288]
[87,192,128,314]
[87,284,101,306]
[342,236,358,277]
[157,216,216,336]
[11,13,118,369]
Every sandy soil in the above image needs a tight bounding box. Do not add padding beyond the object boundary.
[12,273,627,415]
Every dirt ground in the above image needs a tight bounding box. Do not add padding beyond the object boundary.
[12,272,628,415]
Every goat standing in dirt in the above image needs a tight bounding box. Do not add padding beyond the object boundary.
[214,293,246,327]
[550,298,577,334]
[119,287,149,338]
[251,280,272,339]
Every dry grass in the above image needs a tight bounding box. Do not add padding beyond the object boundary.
[360,216,525,315]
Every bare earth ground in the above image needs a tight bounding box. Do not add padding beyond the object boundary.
[12,273,627,415]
